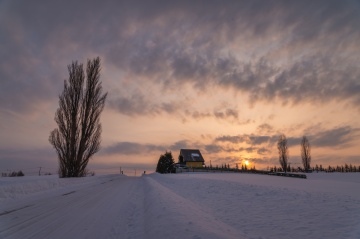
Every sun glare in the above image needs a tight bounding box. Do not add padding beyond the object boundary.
[244,160,249,166]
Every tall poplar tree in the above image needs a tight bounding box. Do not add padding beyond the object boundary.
[49,57,107,177]
[301,136,311,172]
[277,134,289,173]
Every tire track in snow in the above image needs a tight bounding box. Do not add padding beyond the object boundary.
[143,176,247,239]
[0,175,144,239]
[0,205,33,216]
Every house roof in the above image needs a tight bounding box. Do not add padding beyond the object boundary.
[180,149,205,162]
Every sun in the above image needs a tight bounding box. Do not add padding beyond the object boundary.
[244,160,249,166]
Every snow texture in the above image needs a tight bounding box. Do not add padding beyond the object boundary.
[0,172,359,239]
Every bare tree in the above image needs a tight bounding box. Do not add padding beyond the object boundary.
[49,57,107,177]
[277,134,289,173]
[301,136,311,172]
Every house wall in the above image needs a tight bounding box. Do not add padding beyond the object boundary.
[186,162,203,168]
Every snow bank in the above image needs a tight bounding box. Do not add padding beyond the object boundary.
[0,174,121,201]
[148,172,360,239]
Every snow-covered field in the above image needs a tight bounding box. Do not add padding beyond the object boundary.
[1,172,359,239]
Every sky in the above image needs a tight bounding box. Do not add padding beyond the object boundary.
[1,0,360,175]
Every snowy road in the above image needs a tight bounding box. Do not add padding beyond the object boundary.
[1,176,145,239]
[1,173,360,239]
[0,174,244,239]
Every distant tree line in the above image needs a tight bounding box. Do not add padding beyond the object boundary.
[205,163,257,172]
[205,163,360,173]
[270,163,360,173]
[1,170,24,177]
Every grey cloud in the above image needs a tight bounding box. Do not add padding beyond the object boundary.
[109,92,241,123]
[186,110,212,120]
[102,142,165,155]
[102,140,194,156]
[205,143,264,154]
[215,134,276,146]
[109,94,150,116]
[214,108,238,120]
[2,0,360,115]
[205,144,224,154]
[286,136,301,147]
[311,126,360,148]
[314,155,360,166]
[257,124,274,134]
[215,135,244,144]
[104,1,360,108]
[239,147,257,154]
[257,147,271,155]
[109,93,182,116]
[169,140,190,152]
[214,125,359,152]
[184,108,239,122]
[248,135,274,145]
[218,57,360,108]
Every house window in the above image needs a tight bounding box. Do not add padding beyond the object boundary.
[191,153,200,161]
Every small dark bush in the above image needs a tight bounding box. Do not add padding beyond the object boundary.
[7,171,25,177]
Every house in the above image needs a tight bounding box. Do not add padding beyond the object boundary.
[178,149,205,168]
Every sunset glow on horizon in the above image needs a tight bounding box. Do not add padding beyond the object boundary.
[1,0,359,175]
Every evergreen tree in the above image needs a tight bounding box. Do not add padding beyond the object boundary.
[156,151,175,174]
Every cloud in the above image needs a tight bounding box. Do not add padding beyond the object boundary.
[1,0,359,171]
[204,144,224,154]
[311,126,360,148]
[213,125,360,151]
[215,135,244,144]
[256,124,274,134]
[169,140,190,151]
[214,108,239,120]
[102,1,360,109]
[101,142,165,155]
[1,0,360,115]
[102,140,192,156]
[185,110,212,120]
[109,92,242,123]
[108,92,183,117]
[215,134,277,146]
[257,147,271,155]
[108,94,150,116]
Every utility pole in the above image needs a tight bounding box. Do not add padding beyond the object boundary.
[120,167,122,174]
[38,167,42,176]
